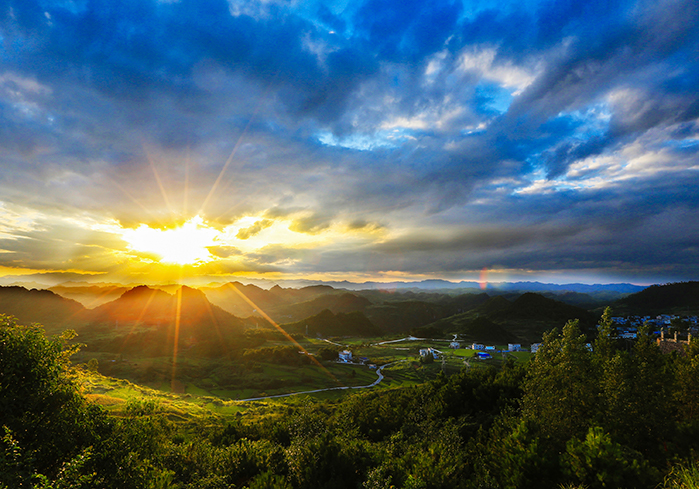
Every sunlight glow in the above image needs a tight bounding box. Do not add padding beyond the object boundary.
[122,216,220,265]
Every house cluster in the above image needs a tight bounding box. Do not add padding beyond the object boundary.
[337,350,371,365]
[468,342,523,353]
[419,347,442,359]
[611,314,699,340]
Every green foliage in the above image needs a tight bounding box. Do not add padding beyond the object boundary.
[244,471,292,489]
[610,322,670,451]
[243,346,311,366]
[522,320,597,445]
[593,307,617,364]
[7,306,699,488]
[481,416,559,489]
[0,316,108,484]
[317,346,341,362]
[87,358,99,372]
[663,461,699,489]
[561,427,652,488]
[677,352,699,421]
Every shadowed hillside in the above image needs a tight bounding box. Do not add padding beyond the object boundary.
[612,281,699,316]
[283,309,381,337]
[416,292,596,344]
[0,286,85,333]
[363,293,490,333]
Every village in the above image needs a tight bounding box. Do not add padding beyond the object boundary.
[330,313,699,368]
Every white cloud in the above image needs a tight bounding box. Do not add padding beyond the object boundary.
[457,46,540,95]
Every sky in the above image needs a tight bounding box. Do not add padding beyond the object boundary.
[0,0,697,287]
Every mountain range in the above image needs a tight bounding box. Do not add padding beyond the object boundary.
[1,281,697,350]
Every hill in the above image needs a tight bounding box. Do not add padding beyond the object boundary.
[201,282,341,320]
[416,292,597,344]
[362,293,490,333]
[458,316,519,344]
[283,309,381,337]
[48,284,131,308]
[0,286,85,333]
[611,281,699,316]
[486,292,597,341]
[282,293,371,321]
[79,285,247,357]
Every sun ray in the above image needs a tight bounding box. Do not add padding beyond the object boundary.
[224,283,342,386]
[201,294,231,361]
[106,175,159,222]
[82,284,126,310]
[145,147,176,219]
[198,73,278,217]
[170,286,183,393]
[183,149,190,218]
[117,287,160,356]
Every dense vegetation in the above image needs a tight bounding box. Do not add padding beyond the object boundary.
[3,309,699,488]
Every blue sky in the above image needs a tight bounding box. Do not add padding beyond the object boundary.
[0,0,697,286]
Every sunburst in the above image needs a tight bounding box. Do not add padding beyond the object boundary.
[121,215,220,265]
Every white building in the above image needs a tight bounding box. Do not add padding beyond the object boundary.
[471,343,485,350]
[450,341,460,349]
[508,343,522,352]
[530,343,542,353]
[338,350,352,362]
[419,348,439,359]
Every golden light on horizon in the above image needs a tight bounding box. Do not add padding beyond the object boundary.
[122,216,220,265]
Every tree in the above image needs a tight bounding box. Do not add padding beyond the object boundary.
[593,307,617,365]
[0,315,108,485]
[521,320,597,446]
[600,322,671,455]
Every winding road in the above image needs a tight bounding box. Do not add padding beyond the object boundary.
[234,361,403,402]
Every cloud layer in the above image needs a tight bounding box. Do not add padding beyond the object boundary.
[0,0,697,285]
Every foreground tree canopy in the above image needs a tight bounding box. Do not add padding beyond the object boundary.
[2,309,699,488]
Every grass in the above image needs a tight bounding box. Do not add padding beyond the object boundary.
[70,331,529,419]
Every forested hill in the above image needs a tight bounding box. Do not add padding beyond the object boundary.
[283,309,381,337]
[414,292,597,343]
[201,282,343,320]
[611,281,699,315]
[0,286,84,333]
[74,286,247,357]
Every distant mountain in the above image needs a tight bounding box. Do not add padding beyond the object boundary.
[538,290,630,311]
[201,281,339,319]
[49,284,131,308]
[283,309,381,337]
[0,286,85,333]
[265,278,646,294]
[487,281,644,294]
[281,293,371,321]
[611,282,699,316]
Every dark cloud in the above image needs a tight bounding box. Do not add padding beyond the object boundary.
[0,0,696,284]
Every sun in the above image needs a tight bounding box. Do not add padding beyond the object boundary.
[122,216,220,265]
